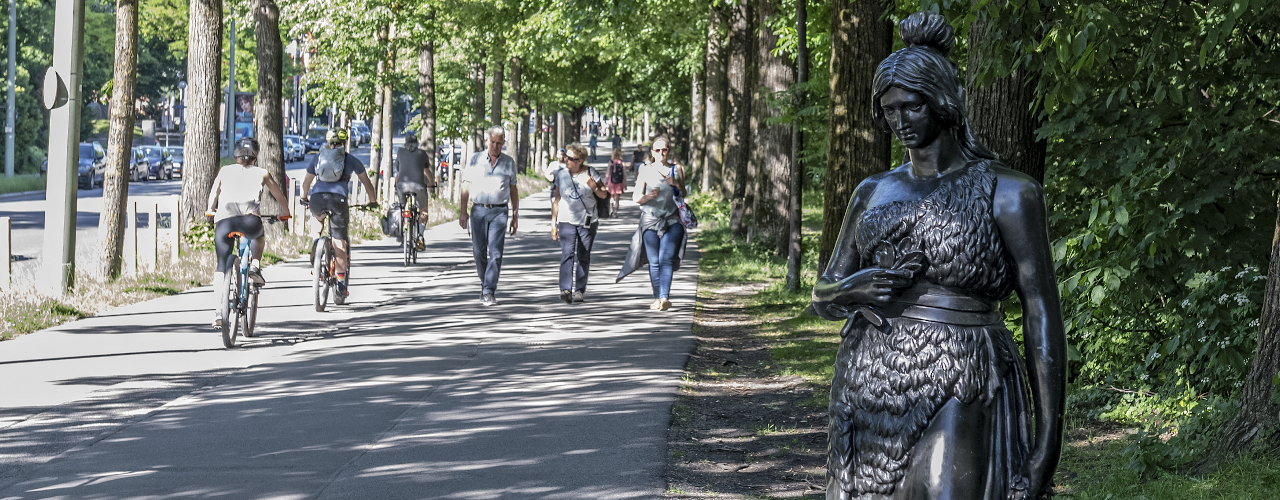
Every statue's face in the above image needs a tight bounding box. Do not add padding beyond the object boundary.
[880,87,942,150]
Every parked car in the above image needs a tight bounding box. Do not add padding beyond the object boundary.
[283,135,305,162]
[138,145,173,180]
[352,124,371,145]
[165,146,183,178]
[128,147,149,182]
[304,127,328,152]
[77,142,106,189]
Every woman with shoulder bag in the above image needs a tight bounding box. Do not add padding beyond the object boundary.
[616,136,687,311]
[551,143,608,304]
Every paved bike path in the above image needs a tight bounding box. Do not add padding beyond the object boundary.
[0,184,697,499]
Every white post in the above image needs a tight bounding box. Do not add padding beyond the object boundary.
[148,202,158,271]
[1,216,10,290]
[170,195,180,262]
[38,0,87,296]
[123,201,136,276]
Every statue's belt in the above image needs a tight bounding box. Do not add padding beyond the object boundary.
[848,282,1003,332]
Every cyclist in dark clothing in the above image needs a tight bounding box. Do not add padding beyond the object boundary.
[302,129,378,299]
[395,133,435,250]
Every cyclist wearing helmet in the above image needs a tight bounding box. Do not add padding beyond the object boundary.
[302,128,377,299]
[394,133,435,250]
[205,138,292,328]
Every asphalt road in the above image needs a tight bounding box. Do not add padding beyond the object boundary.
[0,144,379,285]
[0,157,693,499]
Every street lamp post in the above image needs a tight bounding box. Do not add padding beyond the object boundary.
[6,0,17,178]
[39,0,87,296]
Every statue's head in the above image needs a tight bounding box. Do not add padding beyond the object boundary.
[872,11,995,161]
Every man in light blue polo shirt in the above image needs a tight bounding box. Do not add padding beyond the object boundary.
[459,126,519,306]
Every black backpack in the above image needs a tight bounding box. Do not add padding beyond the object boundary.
[609,161,625,184]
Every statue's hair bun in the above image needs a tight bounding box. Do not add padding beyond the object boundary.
[899,11,955,56]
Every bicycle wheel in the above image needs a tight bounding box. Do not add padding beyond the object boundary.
[243,286,259,338]
[313,239,329,312]
[221,256,242,348]
[403,213,412,267]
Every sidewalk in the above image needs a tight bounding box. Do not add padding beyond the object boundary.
[0,180,697,499]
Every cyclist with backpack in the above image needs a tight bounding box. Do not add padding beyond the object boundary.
[301,129,378,300]
[394,133,435,250]
[205,138,291,328]
[606,148,627,216]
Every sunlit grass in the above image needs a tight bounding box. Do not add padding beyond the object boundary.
[0,173,45,196]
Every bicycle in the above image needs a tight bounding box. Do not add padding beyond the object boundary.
[303,200,376,312]
[208,213,289,348]
[399,192,424,266]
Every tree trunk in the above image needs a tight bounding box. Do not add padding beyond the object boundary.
[785,0,809,291]
[817,0,892,272]
[370,45,384,197]
[490,49,504,125]
[97,0,139,280]
[691,65,705,190]
[703,4,727,196]
[566,107,585,145]
[511,56,529,174]
[418,24,436,164]
[966,15,1046,184]
[725,0,753,236]
[751,0,794,253]
[1193,192,1280,475]
[473,52,486,150]
[381,73,394,203]
[180,0,223,225]
[252,0,285,233]
[556,111,565,151]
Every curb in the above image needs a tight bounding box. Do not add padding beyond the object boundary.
[0,189,43,201]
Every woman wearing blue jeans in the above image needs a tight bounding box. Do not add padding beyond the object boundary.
[630,137,686,311]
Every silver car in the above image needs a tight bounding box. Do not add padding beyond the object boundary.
[283,135,305,162]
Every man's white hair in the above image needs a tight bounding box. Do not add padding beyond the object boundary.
[486,125,507,139]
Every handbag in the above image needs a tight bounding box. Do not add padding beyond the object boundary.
[669,164,698,229]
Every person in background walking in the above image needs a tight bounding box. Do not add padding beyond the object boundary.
[459,126,520,306]
[617,136,687,311]
[545,147,568,182]
[606,148,627,216]
[550,143,607,304]
[588,134,598,161]
[611,132,622,152]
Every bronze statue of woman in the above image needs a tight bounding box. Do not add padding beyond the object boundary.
[812,11,1065,500]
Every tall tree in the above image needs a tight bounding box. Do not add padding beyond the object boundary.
[702,4,727,195]
[490,48,504,125]
[691,62,705,189]
[817,0,892,272]
[751,0,794,253]
[96,0,140,279]
[785,0,809,291]
[253,0,286,231]
[179,0,223,225]
[966,7,1046,183]
[417,15,437,163]
[511,56,529,173]
[1195,194,1280,473]
[472,53,486,150]
[724,0,753,236]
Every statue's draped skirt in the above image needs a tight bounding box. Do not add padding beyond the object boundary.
[827,161,1031,499]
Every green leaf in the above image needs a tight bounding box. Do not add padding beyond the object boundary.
[1090,285,1106,305]
[1115,206,1130,225]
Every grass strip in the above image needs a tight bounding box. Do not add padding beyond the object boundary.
[0,174,46,196]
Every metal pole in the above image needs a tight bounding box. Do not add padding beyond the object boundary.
[39,0,86,296]
[5,0,16,177]
[225,19,235,157]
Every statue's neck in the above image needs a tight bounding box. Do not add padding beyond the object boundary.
[908,131,967,179]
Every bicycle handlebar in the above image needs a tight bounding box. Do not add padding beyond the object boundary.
[204,211,291,222]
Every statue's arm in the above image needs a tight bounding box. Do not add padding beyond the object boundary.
[993,172,1065,497]
[811,181,874,321]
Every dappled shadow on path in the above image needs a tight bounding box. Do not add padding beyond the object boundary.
[0,186,695,500]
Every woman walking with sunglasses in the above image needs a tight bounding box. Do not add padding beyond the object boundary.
[551,143,608,303]
[617,136,687,311]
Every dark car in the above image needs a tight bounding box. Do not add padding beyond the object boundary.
[138,145,173,180]
[76,142,107,189]
[305,127,328,152]
[128,147,149,182]
[166,146,183,178]
[353,124,371,145]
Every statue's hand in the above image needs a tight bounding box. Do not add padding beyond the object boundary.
[837,268,914,307]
